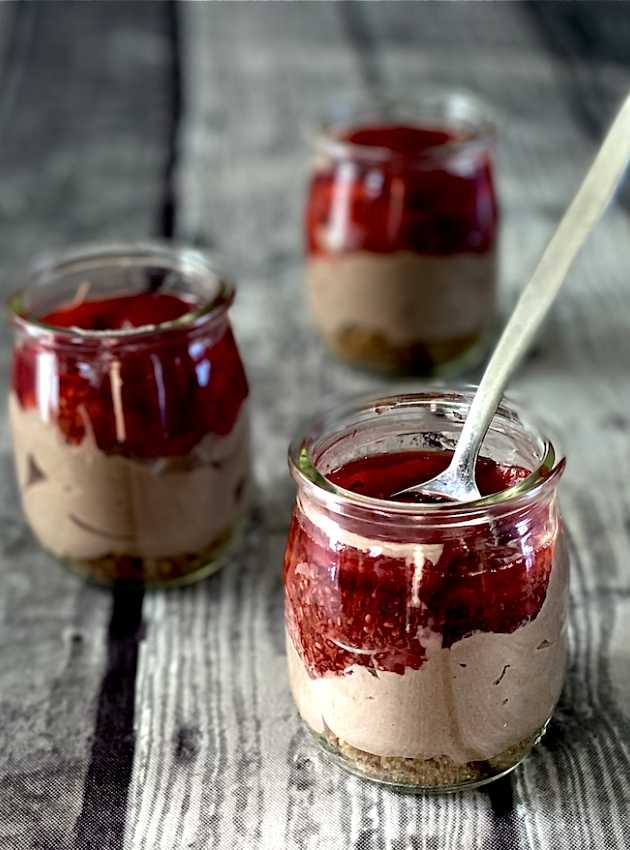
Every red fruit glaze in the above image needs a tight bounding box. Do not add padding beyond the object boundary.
[327,450,530,502]
[345,125,456,155]
[12,292,248,458]
[284,451,554,678]
[41,292,193,330]
[305,123,498,256]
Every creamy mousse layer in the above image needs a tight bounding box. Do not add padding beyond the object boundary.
[9,393,249,561]
[287,513,567,765]
[306,250,496,345]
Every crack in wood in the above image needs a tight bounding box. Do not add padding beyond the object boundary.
[73,584,145,850]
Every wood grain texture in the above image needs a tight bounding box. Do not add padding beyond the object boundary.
[0,4,172,849]
[124,2,630,848]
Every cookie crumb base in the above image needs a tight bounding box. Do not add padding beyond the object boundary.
[61,525,235,587]
[314,725,546,792]
[325,325,486,375]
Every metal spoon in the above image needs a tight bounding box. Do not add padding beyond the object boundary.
[394,92,630,503]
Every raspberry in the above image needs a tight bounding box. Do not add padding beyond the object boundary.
[12,292,248,458]
[284,451,553,678]
[306,123,498,257]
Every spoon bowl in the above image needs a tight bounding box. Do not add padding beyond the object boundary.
[395,465,480,503]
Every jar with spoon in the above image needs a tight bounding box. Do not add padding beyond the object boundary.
[284,389,568,791]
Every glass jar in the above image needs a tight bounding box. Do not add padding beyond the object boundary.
[8,242,250,586]
[283,390,568,792]
[305,92,499,374]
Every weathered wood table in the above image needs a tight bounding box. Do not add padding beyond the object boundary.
[1,2,629,848]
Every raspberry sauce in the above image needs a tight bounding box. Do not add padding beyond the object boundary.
[40,291,194,330]
[284,451,553,678]
[328,450,529,502]
[13,292,249,458]
[306,123,498,256]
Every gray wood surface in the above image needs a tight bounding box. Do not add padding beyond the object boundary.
[1,2,630,849]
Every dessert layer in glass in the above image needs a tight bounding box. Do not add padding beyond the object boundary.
[305,111,498,373]
[10,283,249,584]
[284,449,567,788]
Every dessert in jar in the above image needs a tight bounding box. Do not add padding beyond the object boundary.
[8,243,249,586]
[305,93,499,374]
[283,391,568,791]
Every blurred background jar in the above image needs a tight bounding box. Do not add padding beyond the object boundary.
[8,243,250,586]
[305,92,499,375]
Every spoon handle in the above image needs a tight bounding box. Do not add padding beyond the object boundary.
[450,92,630,479]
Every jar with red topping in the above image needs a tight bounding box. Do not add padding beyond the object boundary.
[305,93,498,374]
[284,390,568,791]
[8,243,250,586]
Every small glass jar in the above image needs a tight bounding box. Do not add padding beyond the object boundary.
[8,242,250,586]
[305,92,498,374]
[283,390,568,792]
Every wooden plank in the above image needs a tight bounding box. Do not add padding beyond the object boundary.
[0,3,172,848]
[127,2,630,848]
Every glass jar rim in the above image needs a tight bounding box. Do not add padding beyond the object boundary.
[288,389,566,521]
[309,89,496,164]
[7,240,235,344]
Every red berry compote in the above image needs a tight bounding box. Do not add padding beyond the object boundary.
[8,244,249,585]
[283,392,568,790]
